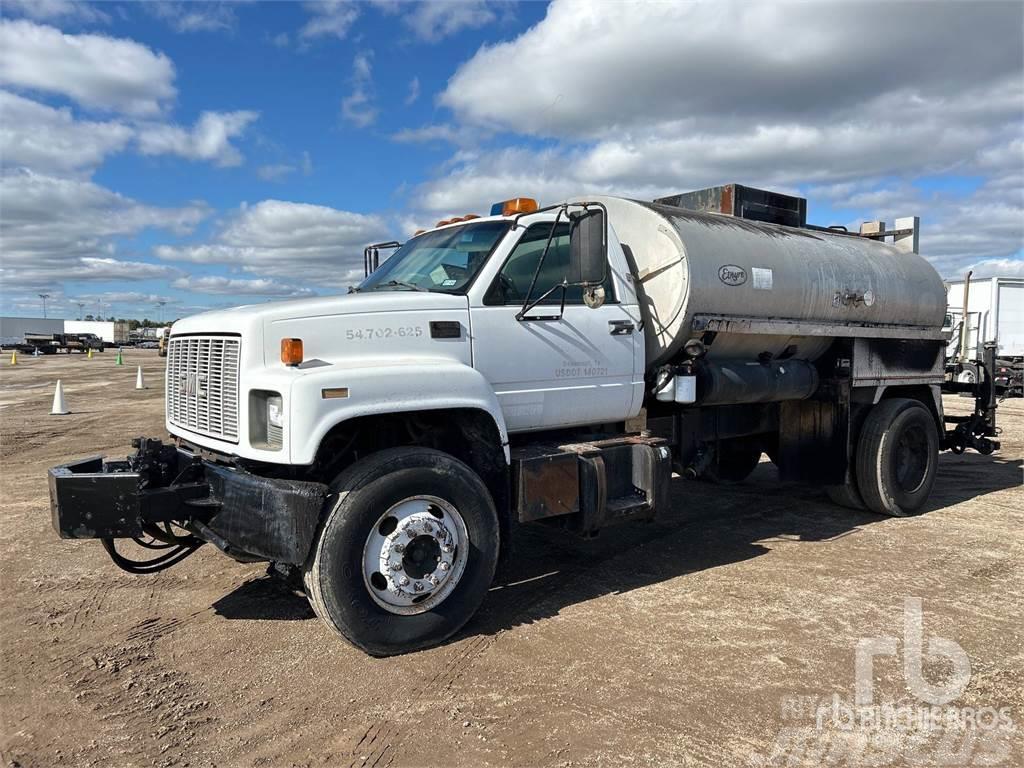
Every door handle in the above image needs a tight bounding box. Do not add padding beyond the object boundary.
[608,320,635,335]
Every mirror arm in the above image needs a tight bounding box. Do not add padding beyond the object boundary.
[519,206,566,314]
[516,281,568,322]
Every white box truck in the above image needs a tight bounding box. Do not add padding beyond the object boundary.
[945,275,1023,397]
[49,185,1002,655]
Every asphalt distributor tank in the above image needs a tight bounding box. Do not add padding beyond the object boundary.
[581,195,947,369]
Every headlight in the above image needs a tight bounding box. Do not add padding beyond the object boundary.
[267,395,284,428]
[249,390,283,450]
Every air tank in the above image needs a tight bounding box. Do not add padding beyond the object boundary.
[584,196,948,368]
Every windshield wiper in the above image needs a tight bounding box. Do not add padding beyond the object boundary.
[372,280,427,292]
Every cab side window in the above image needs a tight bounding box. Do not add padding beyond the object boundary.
[485,223,613,305]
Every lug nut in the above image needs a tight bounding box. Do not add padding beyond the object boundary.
[392,561,402,571]
[413,582,424,592]
[439,562,450,571]
[399,576,409,587]
[393,543,404,553]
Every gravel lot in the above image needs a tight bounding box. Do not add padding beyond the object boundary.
[1,350,1021,767]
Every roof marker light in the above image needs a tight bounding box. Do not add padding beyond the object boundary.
[489,198,538,216]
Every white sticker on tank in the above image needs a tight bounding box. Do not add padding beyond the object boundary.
[752,267,773,290]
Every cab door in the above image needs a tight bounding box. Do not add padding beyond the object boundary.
[469,221,642,432]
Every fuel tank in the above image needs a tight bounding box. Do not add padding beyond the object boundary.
[581,196,947,368]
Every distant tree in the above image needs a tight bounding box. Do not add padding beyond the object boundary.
[84,314,94,321]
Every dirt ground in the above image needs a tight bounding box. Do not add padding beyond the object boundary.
[0,349,1021,768]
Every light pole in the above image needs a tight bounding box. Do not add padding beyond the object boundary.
[39,293,50,318]
[156,300,167,325]
[77,302,85,321]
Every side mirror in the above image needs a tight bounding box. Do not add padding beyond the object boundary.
[568,208,606,287]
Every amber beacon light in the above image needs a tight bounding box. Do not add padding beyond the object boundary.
[281,338,303,366]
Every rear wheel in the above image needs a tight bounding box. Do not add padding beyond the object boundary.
[704,438,762,484]
[825,479,865,510]
[304,447,499,656]
[855,398,939,516]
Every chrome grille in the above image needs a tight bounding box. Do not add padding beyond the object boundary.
[166,335,240,442]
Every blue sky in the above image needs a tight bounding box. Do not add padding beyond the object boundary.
[1,0,1021,321]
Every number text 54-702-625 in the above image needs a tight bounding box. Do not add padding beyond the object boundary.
[345,327,424,341]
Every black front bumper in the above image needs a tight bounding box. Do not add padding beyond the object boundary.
[49,440,329,565]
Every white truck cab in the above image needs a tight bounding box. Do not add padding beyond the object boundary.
[166,201,646,467]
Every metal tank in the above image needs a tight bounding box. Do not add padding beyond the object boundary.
[585,195,948,368]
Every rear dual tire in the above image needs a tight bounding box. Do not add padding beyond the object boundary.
[704,438,763,484]
[827,398,939,516]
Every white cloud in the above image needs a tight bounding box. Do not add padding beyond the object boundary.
[257,163,296,181]
[136,110,259,166]
[441,1,1022,138]
[341,51,378,128]
[1,0,109,24]
[171,275,316,297]
[391,122,488,147]
[405,76,420,105]
[300,0,358,42]
[154,199,390,288]
[147,2,238,33]
[0,19,176,116]
[960,258,1024,280]
[0,90,133,175]
[0,169,206,289]
[373,0,498,42]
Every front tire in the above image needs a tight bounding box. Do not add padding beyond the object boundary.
[855,398,939,516]
[304,447,499,656]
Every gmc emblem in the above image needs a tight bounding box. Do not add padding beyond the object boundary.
[180,372,207,398]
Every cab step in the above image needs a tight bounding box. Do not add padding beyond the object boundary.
[511,435,672,535]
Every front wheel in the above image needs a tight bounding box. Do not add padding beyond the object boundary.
[304,447,499,656]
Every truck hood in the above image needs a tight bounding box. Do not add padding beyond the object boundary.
[170,291,472,370]
[171,291,468,336]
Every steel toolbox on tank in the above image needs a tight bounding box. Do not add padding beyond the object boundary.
[49,184,1001,656]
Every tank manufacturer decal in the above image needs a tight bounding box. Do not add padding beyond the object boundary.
[718,265,747,286]
[752,267,773,290]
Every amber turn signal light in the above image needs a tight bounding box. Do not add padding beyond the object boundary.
[281,338,303,366]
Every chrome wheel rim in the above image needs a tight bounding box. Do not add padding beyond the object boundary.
[361,495,469,615]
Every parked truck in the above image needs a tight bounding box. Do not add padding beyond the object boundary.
[5,331,105,355]
[49,185,1001,655]
[945,274,1023,397]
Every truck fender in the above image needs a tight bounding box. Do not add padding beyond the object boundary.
[287,359,510,466]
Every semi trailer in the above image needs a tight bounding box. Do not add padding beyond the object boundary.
[49,185,1001,656]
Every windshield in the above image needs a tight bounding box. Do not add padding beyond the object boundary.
[358,221,510,293]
